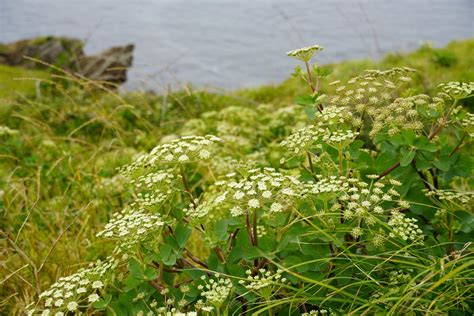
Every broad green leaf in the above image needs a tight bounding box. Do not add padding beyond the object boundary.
[175,224,192,248]
[294,95,314,106]
[400,148,416,167]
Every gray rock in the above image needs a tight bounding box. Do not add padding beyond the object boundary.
[0,36,134,86]
[77,44,134,86]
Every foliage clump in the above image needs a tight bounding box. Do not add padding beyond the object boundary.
[2,42,473,315]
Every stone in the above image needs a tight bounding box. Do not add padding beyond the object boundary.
[0,36,134,86]
[77,44,134,86]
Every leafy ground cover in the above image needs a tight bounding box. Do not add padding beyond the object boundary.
[0,39,473,315]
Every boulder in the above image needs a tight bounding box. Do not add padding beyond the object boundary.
[77,44,134,86]
[0,36,84,69]
[0,36,134,86]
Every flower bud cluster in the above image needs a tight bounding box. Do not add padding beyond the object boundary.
[302,309,330,315]
[424,189,473,206]
[438,81,474,99]
[239,269,287,291]
[287,45,323,62]
[461,112,474,137]
[96,209,164,251]
[119,135,221,176]
[338,177,405,227]
[368,95,427,138]
[281,125,358,154]
[30,257,116,315]
[388,211,423,243]
[198,274,233,307]
[212,168,304,217]
[0,125,18,136]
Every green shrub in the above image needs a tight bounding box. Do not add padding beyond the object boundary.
[24,45,474,315]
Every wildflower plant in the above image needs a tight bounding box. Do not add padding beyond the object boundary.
[27,45,474,315]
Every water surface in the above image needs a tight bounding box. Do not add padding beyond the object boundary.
[1,0,473,91]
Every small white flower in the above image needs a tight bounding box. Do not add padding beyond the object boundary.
[199,150,210,159]
[270,202,283,213]
[92,281,104,289]
[248,199,260,208]
[262,191,272,198]
[178,154,189,162]
[88,293,100,303]
[67,301,78,311]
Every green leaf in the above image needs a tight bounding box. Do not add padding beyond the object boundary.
[143,267,158,281]
[457,211,474,234]
[400,148,416,167]
[92,294,112,309]
[401,129,416,146]
[294,95,314,106]
[128,259,143,279]
[304,105,316,120]
[242,246,262,260]
[414,136,438,152]
[214,219,229,241]
[175,224,192,248]
[433,156,451,171]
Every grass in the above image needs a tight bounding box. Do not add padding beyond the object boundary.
[0,64,49,98]
[0,39,473,314]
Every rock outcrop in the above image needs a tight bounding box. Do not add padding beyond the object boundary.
[76,44,134,85]
[0,36,134,86]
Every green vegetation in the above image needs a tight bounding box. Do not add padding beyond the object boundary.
[0,64,49,98]
[1,40,473,315]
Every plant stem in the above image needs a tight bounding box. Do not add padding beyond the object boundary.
[449,132,468,157]
[246,211,255,246]
[305,151,318,181]
[180,165,196,208]
[253,208,258,247]
[378,99,458,179]
[304,61,315,94]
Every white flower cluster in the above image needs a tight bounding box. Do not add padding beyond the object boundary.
[239,269,287,291]
[131,169,177,190]
[438,81,474,99]
[388,211,423,243]
[287,45,323,62]
[339,177,406,227]
[328,67,416,110]
[306,176,350,196]
[368,95,426,138]
[119,135,221,176]
[0,125,18,136]
[424,189,473,207]
[128,170,178,210]
[30,257,115,315]
[198,274,232,308]
[96,209,164,251]
[134,191,171,209]
[281,125,358,154]
[302,309,330,316]
[280,125,323,154]
[188,168,303,220]
[315,105,352,126]
[461,112,474,137]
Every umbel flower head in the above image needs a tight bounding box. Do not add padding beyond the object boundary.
[287,45,323,62]
[119,135,222,176]
[438,81,474,99]
[198,274,233,308]
[185,168,305,220]
[239,268,288,291]
[96,208,165,252]
[31,257,116,315]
